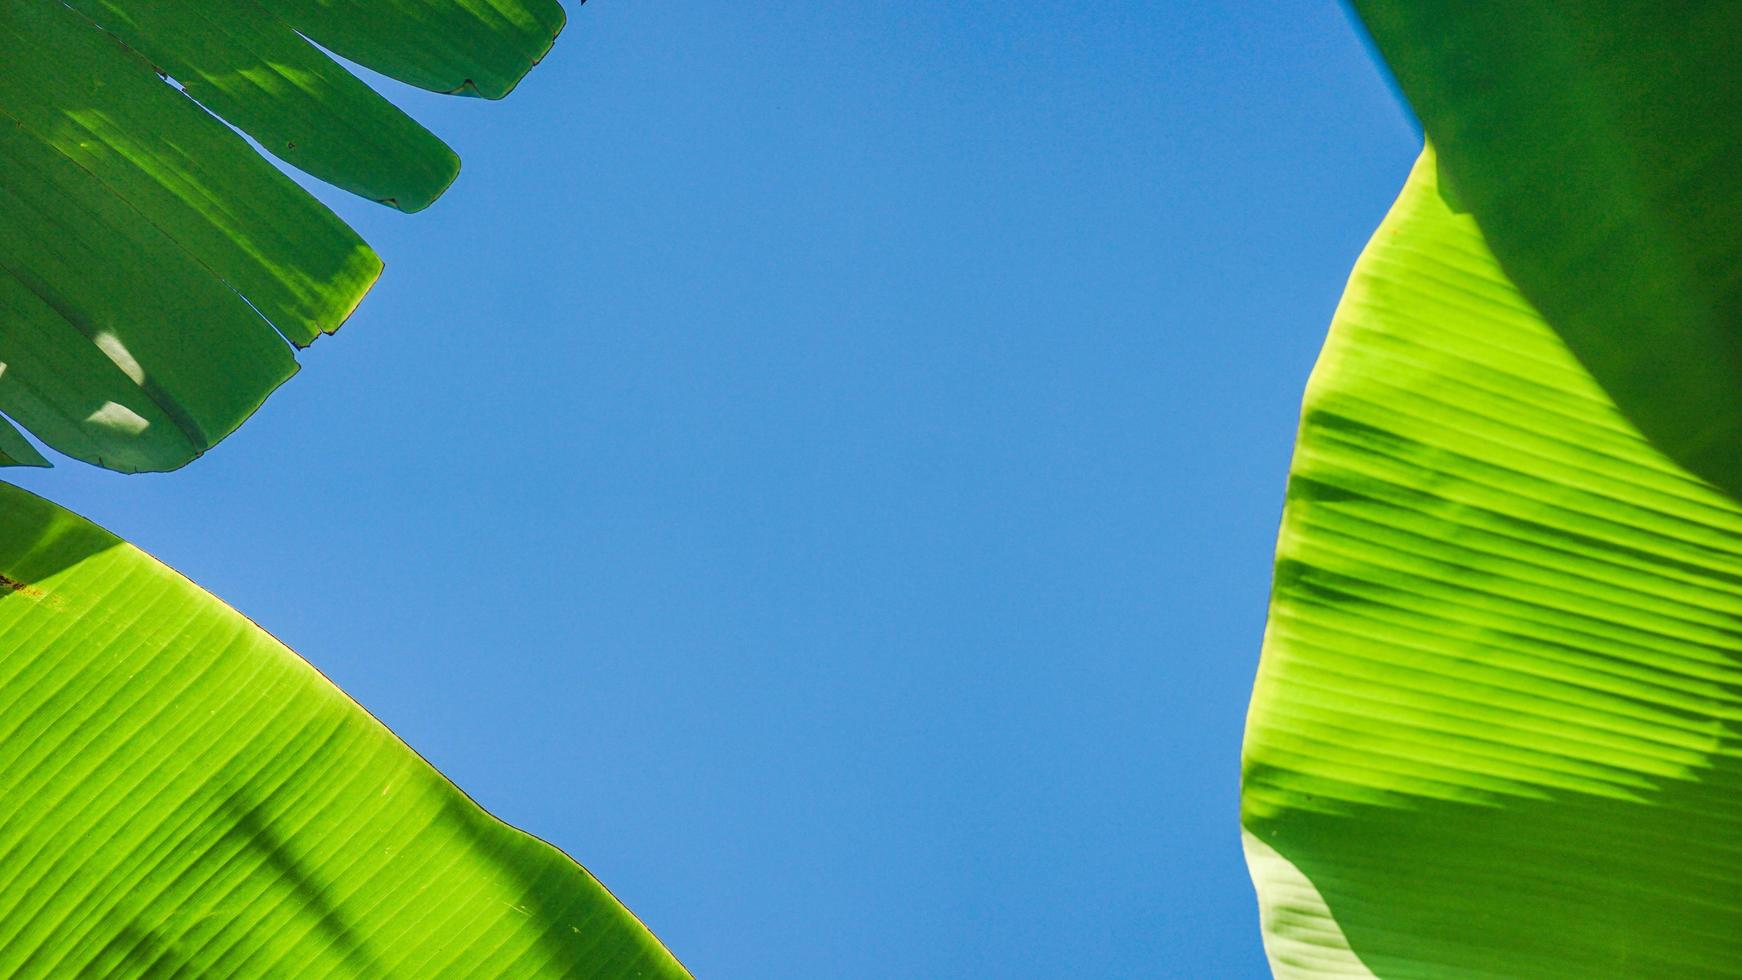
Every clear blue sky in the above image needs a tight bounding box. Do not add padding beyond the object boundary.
[13,4,1418,976]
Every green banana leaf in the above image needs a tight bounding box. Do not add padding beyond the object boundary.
[0,2,688,973]
[1242,149,1742,977]
[0,0,562,474]
[1350,1,1742,499]
[0,479,685,977]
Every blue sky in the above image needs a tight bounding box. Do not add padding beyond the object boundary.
[13,3,1419,976]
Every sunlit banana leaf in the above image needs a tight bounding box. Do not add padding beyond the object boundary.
[1351,1,1742,499]
[0,0,563,474]
[0,480,686,977]
[1243,150,1742,977]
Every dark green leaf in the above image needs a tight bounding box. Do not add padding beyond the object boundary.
[0,0,562,473]
[1352,1,1742,498]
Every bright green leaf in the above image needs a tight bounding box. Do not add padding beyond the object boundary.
[0,479,686,977]
[1243,150,1742,977]
[1351,1,1742,499]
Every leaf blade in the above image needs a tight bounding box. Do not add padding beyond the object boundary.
[1244,150,1742,977]
[0,480,688,978]
[0,0,566,473]
[258,0,568,100]
[61,0,463,212]
[1351,1,1742,498]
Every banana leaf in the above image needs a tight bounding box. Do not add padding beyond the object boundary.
[1243,149,1742,977]
[0,0,563,473]
[0,479,686,977]
[0,4,688,973]
[1351,1,1742,498]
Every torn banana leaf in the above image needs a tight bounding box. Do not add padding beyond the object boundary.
[0,0,564,473]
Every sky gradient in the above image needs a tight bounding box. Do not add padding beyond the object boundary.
[12,3,1419,976]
